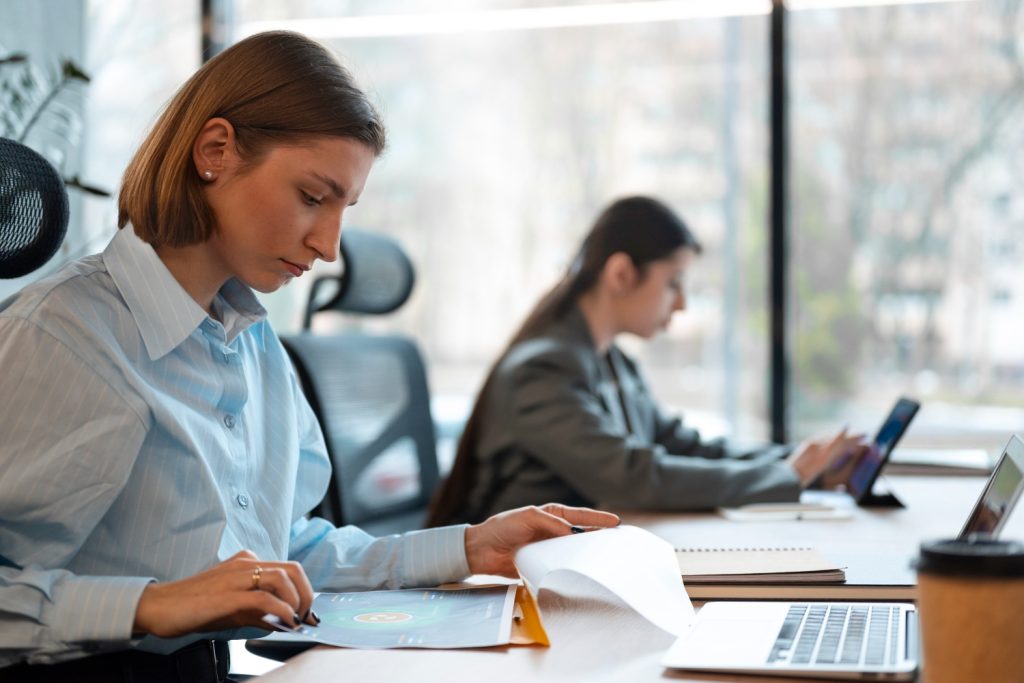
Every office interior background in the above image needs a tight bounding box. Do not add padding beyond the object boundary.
[3,0,1022,473]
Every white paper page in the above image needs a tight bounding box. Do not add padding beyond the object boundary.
[514,525,695,636]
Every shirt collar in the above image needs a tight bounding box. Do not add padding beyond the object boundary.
[104,226,268,361]
[562,303,598,349]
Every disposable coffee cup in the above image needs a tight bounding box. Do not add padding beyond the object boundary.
[915,537,1024,683]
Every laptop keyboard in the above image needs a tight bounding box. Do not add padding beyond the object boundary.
[768,604,901,667]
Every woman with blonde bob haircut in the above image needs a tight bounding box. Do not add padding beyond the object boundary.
[118,30,386,249]
[0,31,616,682]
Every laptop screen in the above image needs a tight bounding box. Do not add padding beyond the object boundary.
[959,435,1024,539]
[846,398,920,502]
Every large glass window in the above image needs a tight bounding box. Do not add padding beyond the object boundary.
[235,1,773,453]
[790,0,1024,452]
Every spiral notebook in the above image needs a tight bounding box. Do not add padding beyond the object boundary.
[675,546,846,585]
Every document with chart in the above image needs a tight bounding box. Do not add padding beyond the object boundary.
[268,585,518,649]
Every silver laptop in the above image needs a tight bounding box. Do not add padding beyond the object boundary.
[662,434,1024,680]
[958,433,1024,539]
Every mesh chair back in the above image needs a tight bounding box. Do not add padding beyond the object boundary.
[0,138,68,279]
[304,229,414,328]
[284,333,440,537]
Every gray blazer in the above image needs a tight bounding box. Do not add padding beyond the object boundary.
[464,307,800,520]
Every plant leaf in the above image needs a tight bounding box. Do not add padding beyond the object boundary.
[61,59,90,83]
[64,175,111,197]
[0,52,28,65]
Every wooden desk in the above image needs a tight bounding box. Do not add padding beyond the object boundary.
[255,475,1019,682]
[627,476,1005,601]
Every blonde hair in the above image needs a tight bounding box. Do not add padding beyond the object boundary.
[118,31,385,247]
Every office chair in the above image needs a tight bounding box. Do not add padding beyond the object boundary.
[0,138,69,279]
[248,231,438,664]
[284,229,440,537]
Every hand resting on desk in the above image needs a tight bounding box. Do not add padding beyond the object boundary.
[465,503,620,576]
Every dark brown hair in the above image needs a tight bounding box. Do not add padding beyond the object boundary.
[427,196,702,526]
[118,31,385,247]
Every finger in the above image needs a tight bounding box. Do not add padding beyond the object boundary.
[825,430,866,461]
[239,589,303,630]
[829,450,854,471]
[539,503,620,528]
[277,561,316,624]
[229,549,259,562]
[831,441,866,465]
[826,426,850,449]
[527,508,579,540]
[816,429,849,455]
[838,433,867,449]
[810,429,844,448]
[527,507,615,541]
[192,587,302,633]
[251,567,301,615]
[851,443,871,461]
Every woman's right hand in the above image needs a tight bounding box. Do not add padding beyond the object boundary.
[787,428,867,488]
[132,550,317,638]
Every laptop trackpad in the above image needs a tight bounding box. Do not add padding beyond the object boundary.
[664,603,788,668]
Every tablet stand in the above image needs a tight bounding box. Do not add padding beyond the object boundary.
[860,479,905,508]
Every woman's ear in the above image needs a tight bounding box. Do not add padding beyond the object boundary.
[192,117,237,183]
[602,252,638,296]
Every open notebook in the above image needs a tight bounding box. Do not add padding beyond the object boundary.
[676,546,846,585]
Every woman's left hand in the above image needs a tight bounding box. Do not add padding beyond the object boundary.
[463,503,620,577]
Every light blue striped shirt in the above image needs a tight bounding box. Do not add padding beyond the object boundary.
[0,226,470,667]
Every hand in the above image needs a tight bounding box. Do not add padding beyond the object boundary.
[133,550,317,638]
[464,503,620,577]
[787,428,867,488]
[818,442,871,490]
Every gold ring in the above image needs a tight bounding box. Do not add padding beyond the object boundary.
[251,566,263,590]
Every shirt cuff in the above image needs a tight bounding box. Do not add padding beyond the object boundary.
[776,462,803,497]
[401,525,472,587]
[49,575,154,645]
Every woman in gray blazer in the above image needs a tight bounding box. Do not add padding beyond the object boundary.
[429,196,861,525]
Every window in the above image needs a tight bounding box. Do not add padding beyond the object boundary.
[790,1,1024,452]
[238,1,773,445]
[232,0,1024,455]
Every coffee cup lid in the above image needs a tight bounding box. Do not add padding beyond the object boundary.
[917,538,1024,578]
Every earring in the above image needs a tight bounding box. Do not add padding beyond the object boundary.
[203,170,214,180]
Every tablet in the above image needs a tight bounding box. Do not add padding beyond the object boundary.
[958,434,1024,539]
[844,397,920,503]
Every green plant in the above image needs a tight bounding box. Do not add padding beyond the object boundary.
[0,49,109,197]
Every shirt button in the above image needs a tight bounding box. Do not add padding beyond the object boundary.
[236,494,249,509]
[224,414,236,429]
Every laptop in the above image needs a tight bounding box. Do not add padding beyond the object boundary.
[958,433,1024,539]
[662,434,1024,680]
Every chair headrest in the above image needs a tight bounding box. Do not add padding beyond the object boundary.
[0,138,69,279]
[304,229,415,325]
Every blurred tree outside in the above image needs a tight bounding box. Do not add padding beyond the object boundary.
[792,0,1024,438]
